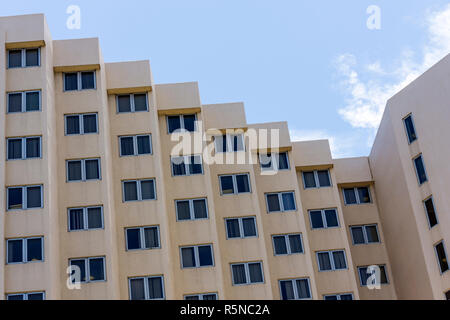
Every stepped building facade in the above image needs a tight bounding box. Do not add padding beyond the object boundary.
[0,14,449,300]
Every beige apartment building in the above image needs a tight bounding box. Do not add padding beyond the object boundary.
[0,13,448,300]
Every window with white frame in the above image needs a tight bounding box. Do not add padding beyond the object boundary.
[6,292,45,300]
[129,276,165,300]
[403,114,417,144]
[309,209,339,229]
[65,113,98,135]
[259,152,290,171]
[214,134,245,153]
[167,114,196,133]
[343,187,371,205]
[350,224,380,245]
[126,226,160,251]
[122,179,156,202]
[272,234,303,255]
[265,192,296,213]
[64,71,96,91]
[7,90,41,113]
[7,136,41,160]
[66,158,101,182]
[413,154,428,185]
[8,48,40,68]
[423,197,439,228]
[323,293,353,300]
[358,265,389,286]
[279,278,311,300]
[175,198,208,221]
[316,250,347,271]
[171,155,203,176]
[119,135,152,156]
[435,241,449,274]
[180,245,214,268]
[219,174,251,195]
[69,257,106,283]
[7,237,43,264]
[226,217,257,239]
[302,170,331,188]
[117,93,148,113]
[7,185,43,210]
[231,262,264,285]
[184,293,218,300]
[68,206,104,231]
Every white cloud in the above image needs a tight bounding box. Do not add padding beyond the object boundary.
[290,129,360,159]
[335,4,450,130]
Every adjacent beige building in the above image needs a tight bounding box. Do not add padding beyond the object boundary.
[0,13,448,300]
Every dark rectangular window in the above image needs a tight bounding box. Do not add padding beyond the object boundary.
[65,113,98,135]
[126,226,160,251]
[25,48,39,67]
[7,237,43,264]
[69,257,106,283]
[226,217,257,239]
[273,234,303,255]
[350,225,380,245]
[309,209,339,229]
[7,292,45,301]
[317,250,347,271]
[279,279,311,300]
[129,276,164,300]
[358,265,389,286]
[7,137,41,160]
[7,185,42,210]
[302,170,331,188]
[119,135,152,156]
[175,198,208,221]
[64,71,96,91]
[413,155,428,185]
[424,197,438,228]
[262,152,289,172]
[167,114,196,133]
[68,206,103,231]
[185,293,218,300]
[67,159,101,182]
[403,114,417,144]
[117,94,148,113]
[231,262,264,285]
[7,91,41,113]
[171,155,203,176]
[8,50,23,68]
[343,187,371,205]
[122,179,156,202]
[219,174,251,195]
[181,245,214,268]
[215,134,245,153]
[324,293,353,300]
[8,48,40,68]
[266,192,296,213]
[435,242,449,274]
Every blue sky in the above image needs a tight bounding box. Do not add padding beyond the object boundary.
[2,0,450,157]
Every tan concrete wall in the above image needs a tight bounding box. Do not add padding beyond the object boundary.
[1,13,448,300]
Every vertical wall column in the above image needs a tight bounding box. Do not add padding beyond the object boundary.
[0,31,6,300]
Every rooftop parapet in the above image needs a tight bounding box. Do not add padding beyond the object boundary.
[155,82,201,115]
[333,157,374,186]
[202,102,247,133]
[291,140,333,170]
[53,38,101,72]
[0,14,48,48]
[247,121,292,153]
[105,60,153,94]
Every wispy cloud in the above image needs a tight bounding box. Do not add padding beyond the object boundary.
[335,4,450,130]
[290,129,361,159]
